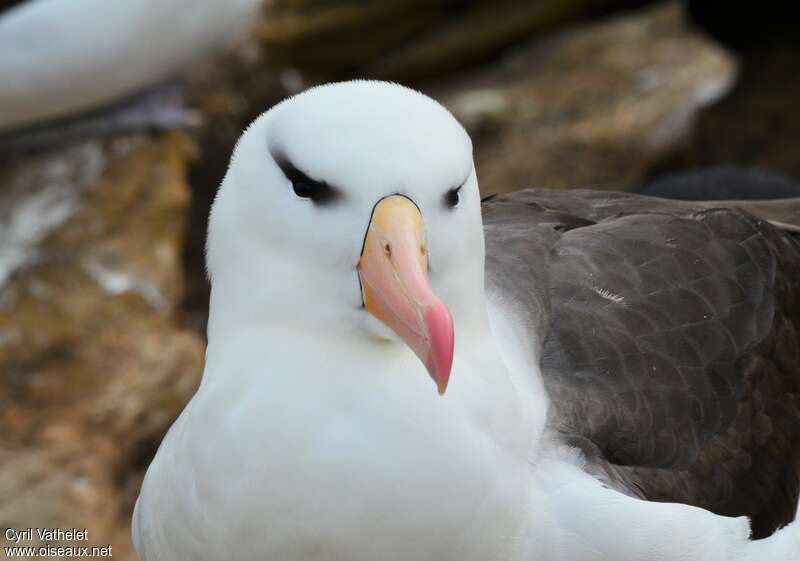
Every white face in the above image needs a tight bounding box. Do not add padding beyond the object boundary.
[206,81,486,381]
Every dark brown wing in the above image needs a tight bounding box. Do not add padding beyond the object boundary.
[483,188,800,538]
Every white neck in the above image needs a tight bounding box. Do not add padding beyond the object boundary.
[194,277,549,561]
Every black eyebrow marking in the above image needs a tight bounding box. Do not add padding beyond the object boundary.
[443,185,461,208]
[443,172,469,209]
[272,149,342,205]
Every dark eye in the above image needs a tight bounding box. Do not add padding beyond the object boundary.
[291,178,319,200]
[443,185,462,209]
[274,153,340,205]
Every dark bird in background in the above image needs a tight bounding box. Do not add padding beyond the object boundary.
[640,167,800,201]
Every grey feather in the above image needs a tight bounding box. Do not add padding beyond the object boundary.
[483,188,800,538]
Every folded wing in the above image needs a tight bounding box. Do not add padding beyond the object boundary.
[483,189,800,538]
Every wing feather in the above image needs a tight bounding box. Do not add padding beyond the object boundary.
[483,188,800,537]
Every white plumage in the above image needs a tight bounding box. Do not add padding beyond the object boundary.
[0,0,261,130]
[133,81,800,561]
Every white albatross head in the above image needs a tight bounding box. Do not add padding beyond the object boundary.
[206,80,487,394]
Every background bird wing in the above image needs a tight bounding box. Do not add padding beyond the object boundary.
[483,188,800,537]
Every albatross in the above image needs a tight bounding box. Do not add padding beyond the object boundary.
[133,80,800,561]
[0,0,260,133]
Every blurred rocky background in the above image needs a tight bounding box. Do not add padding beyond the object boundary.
[0,0,797,558]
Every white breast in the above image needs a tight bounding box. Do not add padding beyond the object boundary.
[134,328,543,561]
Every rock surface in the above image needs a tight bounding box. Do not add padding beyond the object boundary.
[433,2,736,195]
[0,135,204,560]
[647,46,800,183]
[258,0,654,81]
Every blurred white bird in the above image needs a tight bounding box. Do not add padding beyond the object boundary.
[0,0,261,136]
